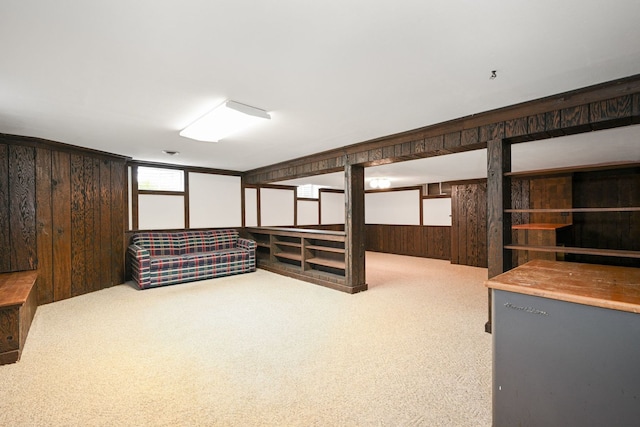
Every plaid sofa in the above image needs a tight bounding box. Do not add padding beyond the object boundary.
[128,229,256,289]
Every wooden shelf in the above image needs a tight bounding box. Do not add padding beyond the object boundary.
[274,252,302,261]
[306,245,344,254]
[505,244,640,259]
[512,223,572,230]
[306,257,345,269]
[504,161,640,178]
[245,227,350,292]
[274,240,301,248]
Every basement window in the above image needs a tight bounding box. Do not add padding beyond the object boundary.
[137,166,184,192]
[297,184,328,199]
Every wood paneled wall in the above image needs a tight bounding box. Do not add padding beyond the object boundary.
[365,224,450,260]
[570,168,640,267]
[451,181,488,267]
[0,144,36,272]
[1,134,128,305]
[509,168,640,268]
[530,175,573,224]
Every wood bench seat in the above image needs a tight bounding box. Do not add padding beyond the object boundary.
[0,270,38,365]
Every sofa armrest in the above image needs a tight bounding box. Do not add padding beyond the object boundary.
[128,244,151,289]
[237,238,256,252]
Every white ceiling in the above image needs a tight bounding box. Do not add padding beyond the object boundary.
[1,1,640,176]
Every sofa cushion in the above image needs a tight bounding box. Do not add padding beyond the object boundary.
[204,229,238,252]
[149,255,193,272]
[181,230,211,254]
[188,248,247,265]
[131,232,186,256]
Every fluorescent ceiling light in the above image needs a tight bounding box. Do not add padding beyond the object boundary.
[180,100,271,142]
[370,178,390,189]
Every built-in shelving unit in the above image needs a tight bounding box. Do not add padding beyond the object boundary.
[246,227,354,292]
[504,161,640,263]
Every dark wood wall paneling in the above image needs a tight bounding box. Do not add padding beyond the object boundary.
[0,144,36,272]
[1,134,128,305]
[365,225,450,260]
[451,181,488,268]
[569,167,640,267]
[529,175,573,224]
[509,168,640,268]
[0,144,8,272]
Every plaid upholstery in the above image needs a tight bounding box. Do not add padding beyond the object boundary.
[128,229,256,289]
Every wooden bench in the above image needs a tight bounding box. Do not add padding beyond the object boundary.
[0,270,38,365]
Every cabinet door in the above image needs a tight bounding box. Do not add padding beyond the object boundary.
[493,290,640,426]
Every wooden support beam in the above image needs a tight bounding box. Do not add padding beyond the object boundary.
[486,139,512,332]
[344,162,367,292]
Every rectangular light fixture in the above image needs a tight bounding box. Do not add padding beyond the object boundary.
[179,100,271,142]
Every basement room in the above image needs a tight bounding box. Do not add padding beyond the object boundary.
[1,1,639,426]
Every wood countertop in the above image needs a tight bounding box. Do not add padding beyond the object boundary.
[485,260,640,314]
[0,270,38,308]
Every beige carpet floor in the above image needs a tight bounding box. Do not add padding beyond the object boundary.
[0,252,491,426]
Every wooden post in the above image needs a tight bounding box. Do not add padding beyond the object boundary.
[486,138,512,332]
[344,162,367,293]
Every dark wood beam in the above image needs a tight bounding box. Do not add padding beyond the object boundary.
[344,163,367,292]
[486,138,512,333]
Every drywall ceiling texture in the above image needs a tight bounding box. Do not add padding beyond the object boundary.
[1,1,640,173]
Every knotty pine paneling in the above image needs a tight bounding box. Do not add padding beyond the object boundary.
[570,168,640,267]
[99,160,113,289]
[70,154,86,297]
[590,95,633,128]
[479,122,504,142]
[0,134,128,305]
[544,110,563,136]
[451,181,488,268]
[8,145,36,272]
[425,135,444,153]
[51,150,72,301]
[529,175,572,225]
[461,128,479,146]
[561,104,590,131]
[504,117,528,139]
[365,225,450,260]
[0,144,9,272]
[510,178,531,268]
[86,158,101,293]
[111,161,126,285]
[633,94,640,122]
[35,148,54,304]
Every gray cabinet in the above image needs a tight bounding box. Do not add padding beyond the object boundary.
[486,260,640,427]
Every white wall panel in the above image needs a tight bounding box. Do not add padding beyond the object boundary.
[422,197,452,226]
[261,188,295,226]
[365,190,420,225]
[138,194,185,230]
[298,200,319,225]
[320,191,344,224]
[244,187,258,227]
[189,173,241,228]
